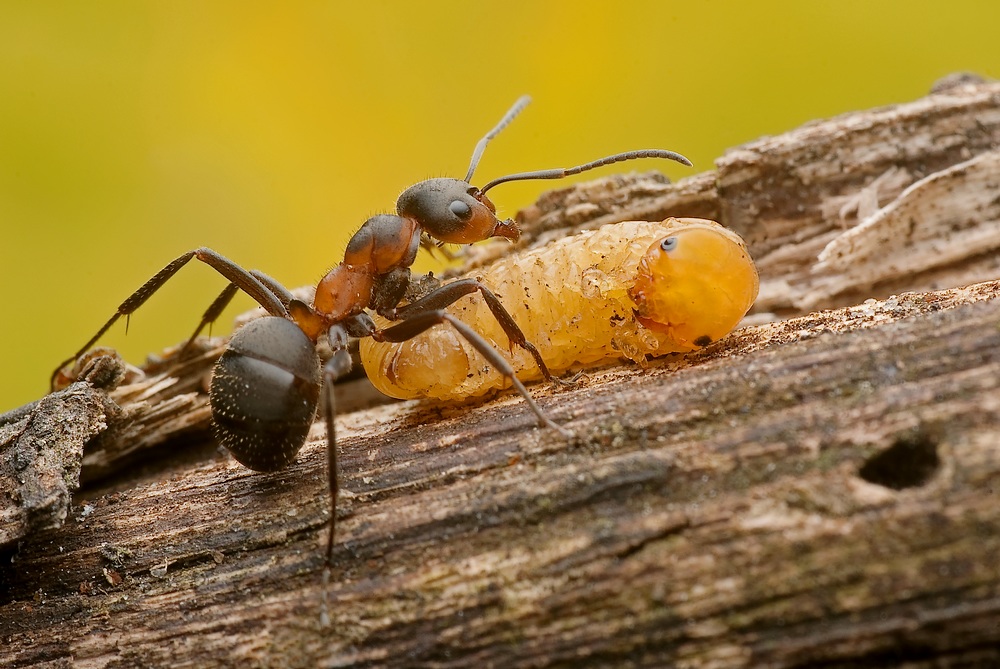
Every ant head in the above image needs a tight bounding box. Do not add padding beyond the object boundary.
[392,97,531,246]
[396,178,518,244]
[395,96,691,249]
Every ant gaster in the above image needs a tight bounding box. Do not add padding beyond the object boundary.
[51,96,692,565]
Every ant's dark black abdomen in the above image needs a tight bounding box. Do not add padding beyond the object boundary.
[210,317,321,472]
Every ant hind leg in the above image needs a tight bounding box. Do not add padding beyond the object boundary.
[51,248,290,390]
[179,269,298,355]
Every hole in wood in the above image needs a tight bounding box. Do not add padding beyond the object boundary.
[858,429,941,490]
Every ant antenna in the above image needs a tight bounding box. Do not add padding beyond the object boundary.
[478,149,693,196]
[465,95,532,183]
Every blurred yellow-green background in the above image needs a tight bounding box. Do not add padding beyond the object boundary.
[2,1,998,412]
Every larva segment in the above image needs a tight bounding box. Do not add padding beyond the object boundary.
[359,218,758,402]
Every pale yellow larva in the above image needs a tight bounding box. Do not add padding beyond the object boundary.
[359,218,758,402]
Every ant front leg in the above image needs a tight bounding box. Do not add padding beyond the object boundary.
[372,306,570,437]
[380,278,556,384]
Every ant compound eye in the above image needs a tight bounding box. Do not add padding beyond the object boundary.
[660,236,678,252]
[449,200,472,219]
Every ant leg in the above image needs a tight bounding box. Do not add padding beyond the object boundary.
[375,310,570,437]
[384,278,555,383]
[179,283,241,353]
[322,326,354,566]
[318,328,353,628]
[250,270,296,308]
[51,247,288,390]
[179,270,297,353]
[418,233,465,262]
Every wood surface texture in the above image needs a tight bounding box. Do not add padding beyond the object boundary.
[2,75,999,667]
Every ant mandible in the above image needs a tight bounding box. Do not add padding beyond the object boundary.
[50,96,692,566]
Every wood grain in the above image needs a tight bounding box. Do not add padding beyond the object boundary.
[3,75,1000,667]
[2,279,999,668]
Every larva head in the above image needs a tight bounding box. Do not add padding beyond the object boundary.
[628,218,759,350]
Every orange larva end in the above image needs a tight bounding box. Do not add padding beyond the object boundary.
[628,219,759,350]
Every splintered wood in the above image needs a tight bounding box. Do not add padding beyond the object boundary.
[2,76,999,668]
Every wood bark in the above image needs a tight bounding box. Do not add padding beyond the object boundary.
[2,75,1000,667]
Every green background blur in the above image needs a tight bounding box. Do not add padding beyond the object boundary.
[2,1,998,412]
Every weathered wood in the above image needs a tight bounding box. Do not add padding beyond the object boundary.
[0,355,125,547]
[3,75,1000,667]
[1,280,999,668]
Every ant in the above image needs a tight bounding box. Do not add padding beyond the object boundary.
[50,96,692,566]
